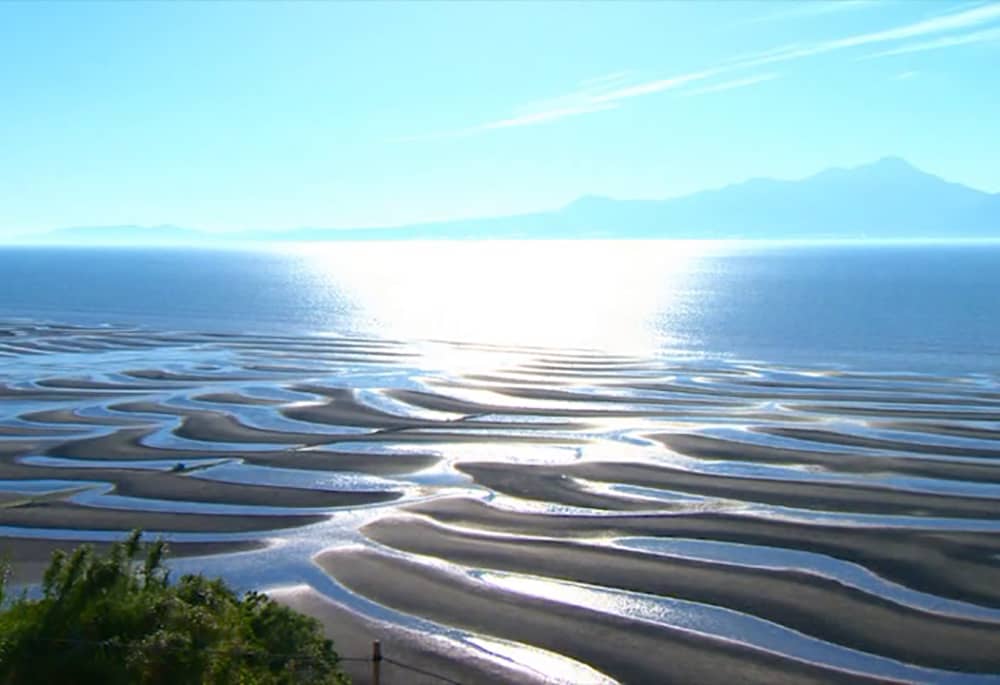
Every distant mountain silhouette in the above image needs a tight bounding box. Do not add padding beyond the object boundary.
[25,224,210,245]
[17,158,1000,244]
[550,157,998,240]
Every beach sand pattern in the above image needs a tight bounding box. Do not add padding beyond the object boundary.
[2,322,999,683]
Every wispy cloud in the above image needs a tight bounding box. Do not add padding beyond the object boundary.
[587,69,718,103]
[393,3,1000,141]
[860,24,1000,58]
[579,70,636,89]
[509,74,634,119]
[838,2,1000,47]
[481,102,619,130]
[894,70,920,79]
[731,2,1000,67]
[388,89,621,142]
[682,74,779,97]
[395,65,720,139]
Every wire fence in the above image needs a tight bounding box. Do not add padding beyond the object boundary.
[20,636,464,684]
[382,655,462,684]
[342,639,464,685]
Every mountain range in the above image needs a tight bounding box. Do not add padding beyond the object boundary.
[14,157,1000,245]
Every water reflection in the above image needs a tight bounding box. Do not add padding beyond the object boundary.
[293,240,723,353]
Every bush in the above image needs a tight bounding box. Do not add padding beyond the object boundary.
[0,531,347,684]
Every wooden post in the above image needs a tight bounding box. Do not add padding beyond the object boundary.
[371,640,382,685]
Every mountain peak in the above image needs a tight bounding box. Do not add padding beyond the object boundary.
[806,156,928,184]
[867,156,918,171]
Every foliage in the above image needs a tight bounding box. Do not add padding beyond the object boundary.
[0,531,347,685]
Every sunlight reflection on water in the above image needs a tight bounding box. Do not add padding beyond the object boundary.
[291,240,725,353]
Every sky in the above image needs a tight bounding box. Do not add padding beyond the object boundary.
[1,0,999,238]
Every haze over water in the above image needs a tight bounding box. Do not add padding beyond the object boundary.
[3,241,999,374]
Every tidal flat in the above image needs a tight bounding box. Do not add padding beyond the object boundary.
[2,321,1000,683]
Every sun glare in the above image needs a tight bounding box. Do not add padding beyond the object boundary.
[294,240,720,355]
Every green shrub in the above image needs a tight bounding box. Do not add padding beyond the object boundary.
[0,531,347,685]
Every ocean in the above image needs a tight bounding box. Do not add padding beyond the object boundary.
[1,240,999,374]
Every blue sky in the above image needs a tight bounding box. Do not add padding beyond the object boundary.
[1,0,999,236]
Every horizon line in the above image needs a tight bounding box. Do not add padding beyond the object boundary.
[7,154,996,240]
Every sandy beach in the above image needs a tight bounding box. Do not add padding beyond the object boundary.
[315,547,890,684]
[2,321,1000,682]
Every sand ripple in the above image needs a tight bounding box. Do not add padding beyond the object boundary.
[1,321,999,683]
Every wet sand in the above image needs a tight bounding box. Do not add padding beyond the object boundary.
[0,459,397,508]
[0,500,327,533]
[3,321,1000,682]
[358,515,1000,672]
[405,497,1000,608]
[758,426,1000,459]
[657,432,1000,482]
[315,548,890,685]
[271,586,552,685]
[42,426,438,474]
[458,460,1000,518]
